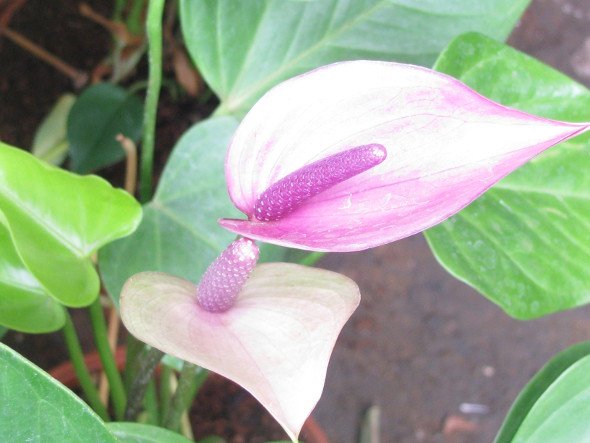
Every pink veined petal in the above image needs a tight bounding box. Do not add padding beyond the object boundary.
[222,60,590,252]
[120,265,360,441]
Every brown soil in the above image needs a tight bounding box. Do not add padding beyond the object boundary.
[191,375,289,443]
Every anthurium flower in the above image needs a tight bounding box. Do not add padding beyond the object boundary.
[121,238,360,441]
[220,60,590,252]
[123,61,590,441]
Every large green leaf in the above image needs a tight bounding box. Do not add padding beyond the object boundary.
[509,352,590,442]
[0,342,117,442]
[495,341,590,443]
[0,223,65,333]
[424,33,590,319]
[100,117,242,304]
[179,0,530,115]
[107,422,194,443]
[67,83,143,173]
[0,142,142,307]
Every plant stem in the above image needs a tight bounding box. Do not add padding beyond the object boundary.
[62,311,109,420]
[124,333,143,388]
[300,251,324,266]
[164,363,208,431]
[159,363,173,423]
[99,300,122,404]
[139,0,165,203]
[88,298,127,420]
[144,378,159,424]
[125,345,164,420]
[117,133,138,195]
[128,0,146,35]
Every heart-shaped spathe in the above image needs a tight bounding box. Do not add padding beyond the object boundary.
[120,263,360,441]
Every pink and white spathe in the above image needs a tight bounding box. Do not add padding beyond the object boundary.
[121,238,360,441]
[220,61,590,252]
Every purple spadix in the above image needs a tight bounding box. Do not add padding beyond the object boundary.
[196,237,259,312]
[253,144,387,222]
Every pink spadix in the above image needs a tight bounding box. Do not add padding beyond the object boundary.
[254,144,387,222]
[197,237,259,312]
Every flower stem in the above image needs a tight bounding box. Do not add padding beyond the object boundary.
[62,311,109,420]
[124,345,164,420]
[159,363,173,423]
[139,0,165,203]
[164,363,208,431]
[144,379,159,424]
[88,298,127,420]
[124,333,143,387]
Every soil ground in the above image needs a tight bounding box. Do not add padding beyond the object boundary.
[1,1,590,442]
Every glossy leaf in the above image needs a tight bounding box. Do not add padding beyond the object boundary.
[0,223,65,333]
[0,142,142,307]
[495,341,590,443]
[424,33,590,319]
[220,60,589,252]
[121,264,360,441]
[107,422,194,443]
[31,93,75,165]
[99,117,241,304]
[0,342,117,442]
[67,83,143,173]
[179,0,530,115]
[510,353,590,442]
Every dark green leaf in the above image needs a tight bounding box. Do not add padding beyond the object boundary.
[180,0,530,115]
[67,83,143,173]
[495,341,590,443]
[107,422,194,443]
[0,142,142,307]
[425,33,590,319]
[0,342,117,442]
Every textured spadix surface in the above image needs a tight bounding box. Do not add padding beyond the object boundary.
[221,61,590,252]
[121,264,359,440]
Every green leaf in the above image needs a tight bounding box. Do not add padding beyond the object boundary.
[179,0,530,115]
[0,326,7,340]
[0,142,142,307]
[100,117,241,304]
[67,83,143,173]
[508,351,590,442]
[0,342,117,443]
[424,33,590,319]
[0,222,65,333]
[31,93,76,165]
[107,422,194,443]
[495,341,590,443]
